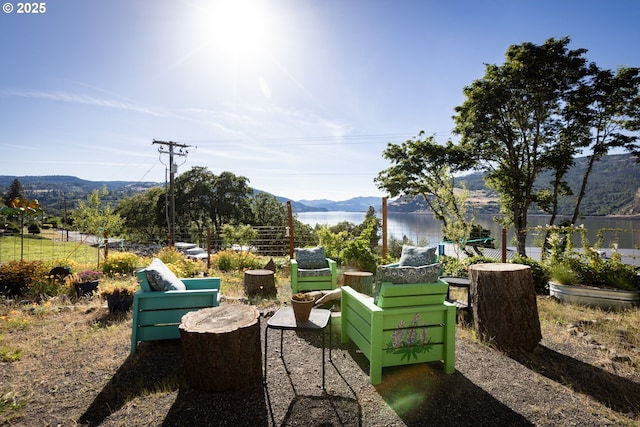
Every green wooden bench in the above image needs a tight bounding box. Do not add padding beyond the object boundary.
[131,270,221,353]
[341,280,456,384]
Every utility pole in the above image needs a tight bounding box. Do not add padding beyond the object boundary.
[153,139,191,246]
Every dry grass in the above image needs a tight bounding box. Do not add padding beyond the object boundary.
[1,272,639,425]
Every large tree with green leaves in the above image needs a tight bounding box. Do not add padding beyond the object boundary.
[453,37,590,255]
[209,171,253,230]
[174,166,216,239]
[116,187,165,243]
[564,64,640,224]
[375,132,474,249]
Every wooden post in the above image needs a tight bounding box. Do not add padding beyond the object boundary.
[382,197,388,260]
[179,305,262,392]
[501,228,507,263]
[206,227,211,272]
[287,200,294,259]
[468,263,541,352]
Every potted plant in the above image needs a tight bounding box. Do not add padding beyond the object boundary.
[545,226,640,310]
[291,292,315,322]
[99,280,138,314]
[65,270,102,298]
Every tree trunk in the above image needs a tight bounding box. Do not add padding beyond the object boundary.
[244,269,276,297]
[343,271,374,296]
[468,263,541,352]
[179,305,261,392]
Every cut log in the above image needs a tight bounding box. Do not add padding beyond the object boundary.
[244,269,276,297]
[179,305,261,392]
[468,263,541,352]
[343,271,374,296]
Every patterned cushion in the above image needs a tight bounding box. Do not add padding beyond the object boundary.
[399,245,437,267]
[295,247,328,269]
[297,268,333,278]
[145,258,186,291]
[373,263,441,304]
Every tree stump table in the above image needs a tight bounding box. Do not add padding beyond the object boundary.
[468,263,541,352]
[179,305,261,392]
[343,271,374,296]
[244,269,276,297]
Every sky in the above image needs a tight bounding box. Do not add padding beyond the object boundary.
[2,1,640,201]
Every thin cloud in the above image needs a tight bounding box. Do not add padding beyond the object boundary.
[1,88,168,117]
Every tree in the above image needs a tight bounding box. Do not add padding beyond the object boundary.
[375,133,474,251]
[4,178,25,206]
[565,65,640,225]
[209,171,253,230]
[117,187,165,243]
[72,186,123,240]
[251,193,287,227]
[453,37,589,255]
[174,166,216,241]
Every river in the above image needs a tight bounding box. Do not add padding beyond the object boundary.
[296,211,640,252]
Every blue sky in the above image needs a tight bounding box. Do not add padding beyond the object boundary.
[2,1,639,201]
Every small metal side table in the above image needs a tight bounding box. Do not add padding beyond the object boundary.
[264,307,331,389]
[441,276,472,315]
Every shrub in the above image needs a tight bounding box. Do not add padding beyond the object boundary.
[211,248,263,271]
[0,260,47,297]
[440,256,467,277]
[101,252,140,277]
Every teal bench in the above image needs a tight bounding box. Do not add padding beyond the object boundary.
[341,280,455,384]
[131,270,221,353]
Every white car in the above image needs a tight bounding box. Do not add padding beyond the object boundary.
[185,247,210,261]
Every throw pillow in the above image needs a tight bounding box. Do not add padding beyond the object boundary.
[398,245,437,267]
[295,246,327,269]
[145,258,186,291]
[373,263,441,304]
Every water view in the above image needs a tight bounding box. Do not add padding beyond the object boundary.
[296,211,640,252]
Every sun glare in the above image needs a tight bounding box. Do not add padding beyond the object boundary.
[195,1,276,59]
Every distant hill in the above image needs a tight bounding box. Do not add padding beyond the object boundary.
[297,197,382,212]
[0,175,161,210]
[3,153,640,217]
[389,153,640,216]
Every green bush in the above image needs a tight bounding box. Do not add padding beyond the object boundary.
[0,260,48,297]
[440,256,467,277]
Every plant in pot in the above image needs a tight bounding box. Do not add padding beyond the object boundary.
[291,292,315,322]
[65,270,102,298]
[545,226,640,310]
[99,280,138,314]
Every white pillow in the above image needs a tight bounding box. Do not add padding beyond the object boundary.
[145,258,186,291]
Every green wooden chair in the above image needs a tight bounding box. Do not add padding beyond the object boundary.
[341,246,454,384]
[131,259,221,353]
[341,281,455,384]
[290,246,337,294]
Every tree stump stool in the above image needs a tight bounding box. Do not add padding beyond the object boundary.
[244,269,276,297]
[179,305,261,392]
[343,271,374,296]
[468,263,541,352]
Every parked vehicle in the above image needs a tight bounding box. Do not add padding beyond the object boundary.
[185,247,210,261]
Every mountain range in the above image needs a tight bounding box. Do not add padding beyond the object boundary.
[2,153,640,216]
